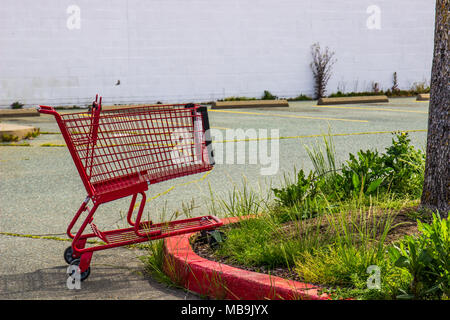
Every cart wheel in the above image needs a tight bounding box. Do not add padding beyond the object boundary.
[69,259,91,281]
[64,246,76,264]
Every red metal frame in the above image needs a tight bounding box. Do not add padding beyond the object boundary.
[38,95,222,278]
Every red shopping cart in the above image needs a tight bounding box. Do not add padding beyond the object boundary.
[38,95,222,281]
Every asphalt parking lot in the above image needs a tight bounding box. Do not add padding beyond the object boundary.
[0,97,429,299]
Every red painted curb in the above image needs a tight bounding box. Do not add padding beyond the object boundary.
[163,216,330,300]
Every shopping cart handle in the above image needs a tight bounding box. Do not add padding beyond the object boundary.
[37,105,58,115]
[209,216,222,224]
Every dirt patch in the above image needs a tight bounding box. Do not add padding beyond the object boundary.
[384,208,421,243]
[191,207,420,283]
[274,206,420,244]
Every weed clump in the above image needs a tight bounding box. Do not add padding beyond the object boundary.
[10,101,24,109]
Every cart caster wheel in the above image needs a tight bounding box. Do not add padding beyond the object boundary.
[69,259,91,281]
[64,246,77,264]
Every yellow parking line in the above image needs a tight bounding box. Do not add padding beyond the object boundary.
[213,129,426,143]
[36,129,426,147]
[314,105,428,114]
[209,109,368,123]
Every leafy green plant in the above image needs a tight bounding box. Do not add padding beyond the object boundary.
[340,133,424,199]
[382,133,425,197]
[10,101,24,109]
[340,149,386,199]
[287,94,313,101]
[261,90,278,100]
[275,132,425,208]
[388,213,449,299]
[273,170,314,207]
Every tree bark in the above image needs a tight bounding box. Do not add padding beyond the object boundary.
[420,0,449,217]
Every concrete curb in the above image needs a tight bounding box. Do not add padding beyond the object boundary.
[416,93,430,101]
[0,109,40,118]
[211,100,289,109]
[163,216,330,300]
[317,95,389,105]
[101,104,164,112]
[0,123,37,141]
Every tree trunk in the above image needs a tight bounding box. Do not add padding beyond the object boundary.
[420,0,449,217]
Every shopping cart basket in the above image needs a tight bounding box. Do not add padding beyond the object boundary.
[38,95,222,281]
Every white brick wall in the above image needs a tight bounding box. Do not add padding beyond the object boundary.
[0,0,436,107]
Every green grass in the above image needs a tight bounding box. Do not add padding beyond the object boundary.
[140,239,182,288]
[215,211,326,269]
[211,186,425,299]
[24,128,40,139]
[1,133,19,142]
[328,83,430,98]
[204,132,445,300]
[294,203,396,291]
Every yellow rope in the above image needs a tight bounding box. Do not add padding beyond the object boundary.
[133,169,213,209]
[0,231,101,244]
[212,129,427,143]
[209,109,369,123]
[36,129,427,147]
